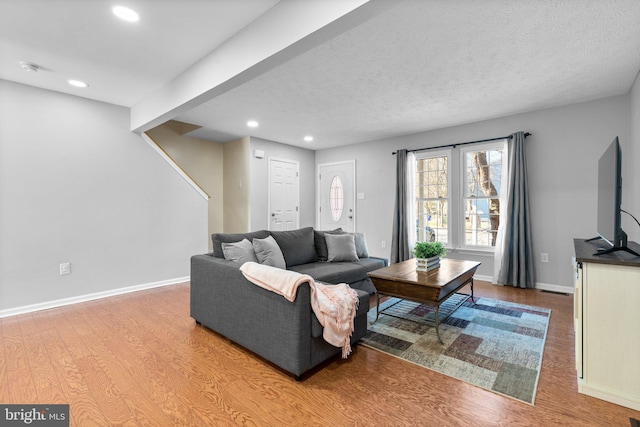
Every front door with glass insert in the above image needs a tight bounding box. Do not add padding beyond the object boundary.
[318,161,355,232]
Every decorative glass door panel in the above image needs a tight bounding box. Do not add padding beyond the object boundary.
[318,161,355,232]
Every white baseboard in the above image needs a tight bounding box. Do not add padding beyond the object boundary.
[473,274,493,282]
[535,282,573,294]
[578,382,640,412]
[474,274,573,294]
[0,276,189,319]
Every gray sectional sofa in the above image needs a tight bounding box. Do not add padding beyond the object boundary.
[190,227,387,379]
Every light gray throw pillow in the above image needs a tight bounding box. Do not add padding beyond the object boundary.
[351,232,370,258]
[314,228,343,261]
[252,235,286,269]
[221,238,258,263]
[325,233,359,262]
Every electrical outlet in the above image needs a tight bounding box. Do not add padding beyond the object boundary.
[381,241,386,248]
[541,253,549,263]
[60,263,71,275]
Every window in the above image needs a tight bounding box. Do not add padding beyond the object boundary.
[415,152,450,244]
[461,145,505,248]
[413,141,507,250]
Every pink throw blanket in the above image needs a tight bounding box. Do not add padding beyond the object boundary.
[239,262,360,358]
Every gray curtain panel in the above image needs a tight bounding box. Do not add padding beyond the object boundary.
[391,149,411,264]
[497,131,536,288]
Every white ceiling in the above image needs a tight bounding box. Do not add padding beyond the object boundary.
[3,0,640,150]
[0,0,279,106]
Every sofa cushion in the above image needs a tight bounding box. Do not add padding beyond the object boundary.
[348,277,378,295]
[252,235,286,269]
[314,228,343,261]
[289,257,386,285]
[212,230,270,258]
[270,227,317,267]
[221,239,258,263]
[325,233,359,262]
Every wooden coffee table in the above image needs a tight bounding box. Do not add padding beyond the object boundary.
[367,258,481,344]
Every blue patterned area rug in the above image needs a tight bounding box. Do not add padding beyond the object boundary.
[361,296,551,405]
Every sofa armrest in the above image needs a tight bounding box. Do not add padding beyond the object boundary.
[190,255,313,376]
[369,256,389,267]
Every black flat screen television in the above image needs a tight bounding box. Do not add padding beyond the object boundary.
[587,137,639,256]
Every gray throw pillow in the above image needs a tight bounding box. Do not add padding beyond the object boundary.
[221,238,258,263]
[351,232,370,258]
[252,235,286,269]
[314,228,343,261]
[211,230,270,258]
[270,227,317,267]
[325,233,359,262]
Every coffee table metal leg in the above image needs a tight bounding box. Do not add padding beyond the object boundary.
[435,304,443,344]
[374,292,381,323]
[470,278,475,304]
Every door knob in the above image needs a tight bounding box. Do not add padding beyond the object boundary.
[271,213,276,217]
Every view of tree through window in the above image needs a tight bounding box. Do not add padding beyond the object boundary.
[415,155,448,244]
[463,148,503,247]
[414,141,506,249]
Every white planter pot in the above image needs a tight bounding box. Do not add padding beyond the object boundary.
[416,256,440,272]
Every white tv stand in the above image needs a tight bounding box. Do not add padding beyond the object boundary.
[574,238,640,411]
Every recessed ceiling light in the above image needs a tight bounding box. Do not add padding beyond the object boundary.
[247,120,259,128]
[68,79,89,88]
[304,136,314,142]
[112,5,140,22]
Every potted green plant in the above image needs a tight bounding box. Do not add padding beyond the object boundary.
[413,241,446,271]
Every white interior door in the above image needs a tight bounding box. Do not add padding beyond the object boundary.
[318,160,356,232]
[268,158,299,231]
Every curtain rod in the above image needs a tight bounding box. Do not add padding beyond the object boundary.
[392,132,531,155]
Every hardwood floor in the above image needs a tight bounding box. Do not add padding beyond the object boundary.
[1,281,639,426]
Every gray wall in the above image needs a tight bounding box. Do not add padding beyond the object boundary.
[249,137,316,231]
[316,94,633,290]
[223,137,251,233]
[146,121,224,248]
[0,80,208,313]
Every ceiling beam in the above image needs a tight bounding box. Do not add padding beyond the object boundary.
[130,0,400,133]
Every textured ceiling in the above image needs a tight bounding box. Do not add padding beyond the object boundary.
[178,0,640,149]
[2,1,640,150]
